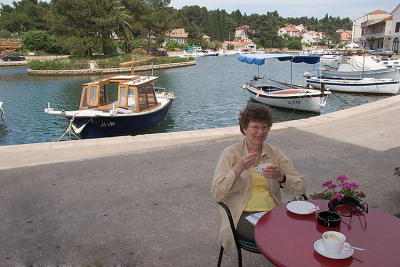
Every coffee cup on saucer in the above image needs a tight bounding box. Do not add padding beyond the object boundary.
[322,231,346,254]
[255,163,272,174]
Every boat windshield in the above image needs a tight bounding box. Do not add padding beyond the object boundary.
[138,83,157,111]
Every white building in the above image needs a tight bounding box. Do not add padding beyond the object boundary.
[361,15,392,50]
[301,31,325,46]
[338,29,352,45]
[390,4,400,54]
[352,10,392,47]
[222,40,256,52]
[165,28,188,44]
[278,25,301,37]
[235,25,251,41]
[295,24,307,33]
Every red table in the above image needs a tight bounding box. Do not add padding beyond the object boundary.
[254,200,400,267]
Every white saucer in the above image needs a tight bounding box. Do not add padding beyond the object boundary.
[314,239,354,259]
[286,201,316,214]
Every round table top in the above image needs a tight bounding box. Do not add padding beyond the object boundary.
[254,200,400,267]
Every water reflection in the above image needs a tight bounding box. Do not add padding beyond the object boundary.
[0,122,10,142]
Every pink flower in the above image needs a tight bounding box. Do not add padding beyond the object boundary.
[312,175,365,202]
[339,182,352,191]
[349,182,358,189]
[328,184,337,189]
[337,175,349,182]
[331,193,344,200]
[322,180,333,187]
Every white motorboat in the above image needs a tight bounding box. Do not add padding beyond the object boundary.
[178,50,206,57]
[320,54,341,64]
[238,54,331,113]
[244,79,331,113]
[203,50,219,56]
[222,50,240,56]
[320,55,399,81]
[306,77,399,95]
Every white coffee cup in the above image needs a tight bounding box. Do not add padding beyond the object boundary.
[322,231,346,254]
[255,163,272,174]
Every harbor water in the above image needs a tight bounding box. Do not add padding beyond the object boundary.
[0,55,390,146]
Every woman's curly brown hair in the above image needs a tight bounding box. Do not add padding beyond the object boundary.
[238,103,273,134]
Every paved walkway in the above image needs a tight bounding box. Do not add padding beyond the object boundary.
[1,95,400,266]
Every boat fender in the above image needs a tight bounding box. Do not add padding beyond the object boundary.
[256,89,262,99]
[72,123,87,134]
[0,105,4,120]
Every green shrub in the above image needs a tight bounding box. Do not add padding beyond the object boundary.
[287,40,302,50]
[97,55,194,68]
[27,54,194,70]
[0,30,12,38]
[27,58,88,70]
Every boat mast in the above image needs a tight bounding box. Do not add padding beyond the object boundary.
[291,58,293,85]
[362,50,365,79]
[120,56,154,75]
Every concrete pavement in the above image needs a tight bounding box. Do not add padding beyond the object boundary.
[1,95,400,266]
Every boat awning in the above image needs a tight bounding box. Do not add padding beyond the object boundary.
[238,53,320,65]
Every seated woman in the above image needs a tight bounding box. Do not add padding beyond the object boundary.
[211,103,306,250]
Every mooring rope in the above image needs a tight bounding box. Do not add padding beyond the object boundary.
[56,114,82,142]
[329,91,354,108]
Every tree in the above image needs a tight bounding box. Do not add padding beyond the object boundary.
[140,0,170,54]
[0,0,50,33]
[179,5,208,29]
[185,24,203,47]
[165,40,178,50]
[227,43,234,50]
[250,12,284,48]
[22,30,51,54]
[209,40,221,50]
[230,9,242,28]
[48,0,131,56]
[287,39,302,50]
[120,0,147,52]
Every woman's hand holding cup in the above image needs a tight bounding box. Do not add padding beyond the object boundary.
[262,165,284,182]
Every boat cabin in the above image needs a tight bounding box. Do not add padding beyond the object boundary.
[79,75,160,112]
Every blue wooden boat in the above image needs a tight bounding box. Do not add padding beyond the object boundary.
[45,75,174,139]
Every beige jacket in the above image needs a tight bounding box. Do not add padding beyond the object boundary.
[211,139,306,249]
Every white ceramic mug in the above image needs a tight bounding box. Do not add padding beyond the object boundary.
[255,163,272,174]
[322,231,346,254]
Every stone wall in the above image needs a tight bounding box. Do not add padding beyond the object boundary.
[26,61,197,76]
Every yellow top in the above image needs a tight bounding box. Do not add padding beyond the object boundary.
[244,167,277,212]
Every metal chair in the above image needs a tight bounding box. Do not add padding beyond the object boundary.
[217,202,261,267]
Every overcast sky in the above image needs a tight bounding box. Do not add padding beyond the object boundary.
[0,0,398,20]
